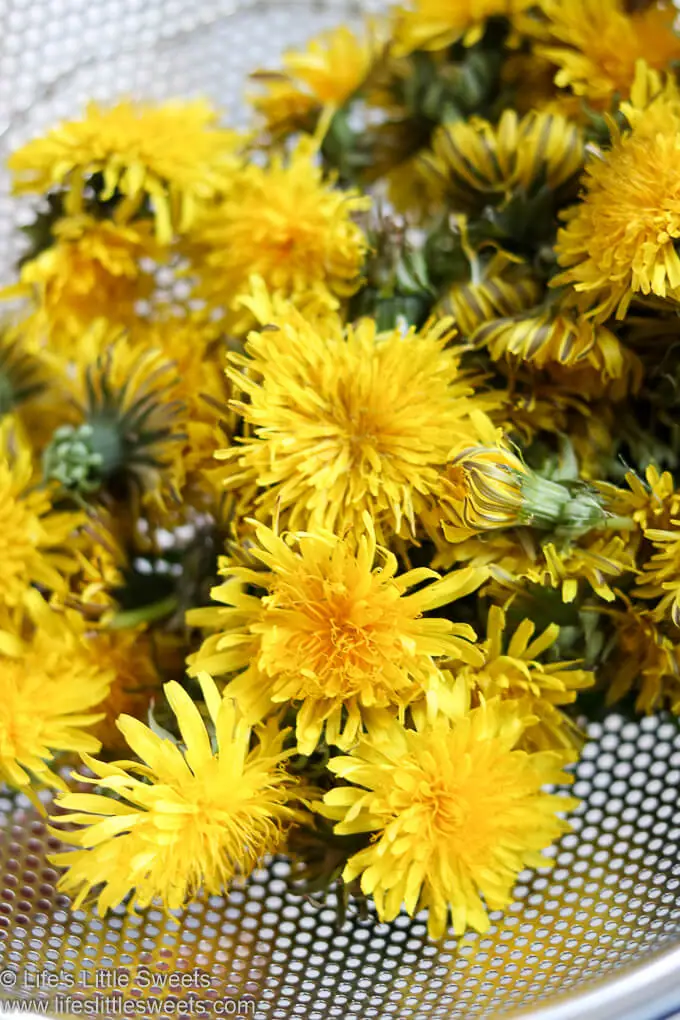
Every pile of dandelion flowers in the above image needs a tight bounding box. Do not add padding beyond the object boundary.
[320,698,577,938]
[188,516,488,755]
[49,672,305,915]
[221,305,501,537]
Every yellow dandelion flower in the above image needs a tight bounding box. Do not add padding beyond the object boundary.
[187,517,488,755]
[553,65,680,320]
[49,672,304,914]
[431,525,541,576]
[538,533,635,603]
[320,698,577,938]
[0,421,82,608]
[60,509,128,620]
[9,99,242,243]
[192,140,370,319]
[445,605,593,750]
[635,523,680,626]
[439,526,634,604]
[0,321,50,415]
[420,109,583,215]
[473,307,643,399]
[4,214,157,354]
[393,0,533,54]
[600,600,680,713]
[0,592,113,794]
[538,0,680,108]
[598,465,679,532]
[251,23,381,137]
[220,300,499,537]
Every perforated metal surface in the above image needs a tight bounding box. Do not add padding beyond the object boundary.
[1,2,680,1018]
[0,716,678,1019]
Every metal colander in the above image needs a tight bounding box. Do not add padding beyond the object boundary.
[1,3,680,1019]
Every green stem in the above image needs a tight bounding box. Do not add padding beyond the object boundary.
[109,595,179,630]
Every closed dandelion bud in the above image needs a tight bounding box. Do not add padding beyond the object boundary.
[434,251,541,337]
[442,444,527,538]
[473,307,643,400]
[442,443,609,539]
[419,109,584,218]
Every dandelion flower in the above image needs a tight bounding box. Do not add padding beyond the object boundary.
[600,600,680,713]
[221,301,499,537]
[553,66,680,320]
[49,672,304,914]
[61,510,129,620]
[187,517,488,755]
[192,140,370,318]
[0,321,60,447]
[446,605,594,750]
[635,523,680,626]
[320,698,576,937]
[0,421,82,609]
[6,214,157,354]
[0,322,50,416]
[538,0,680,108]
[0,592,113,794]
[440,527,635,604]
[9,99,242,243]
[598,465,679,533]
[251,24,381,137]
[535,533,635,604]
[393,0,533,54]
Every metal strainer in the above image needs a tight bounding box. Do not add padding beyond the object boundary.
[1,2,680,1019]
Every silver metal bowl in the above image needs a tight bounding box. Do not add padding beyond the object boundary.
[0,2,679,1017]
